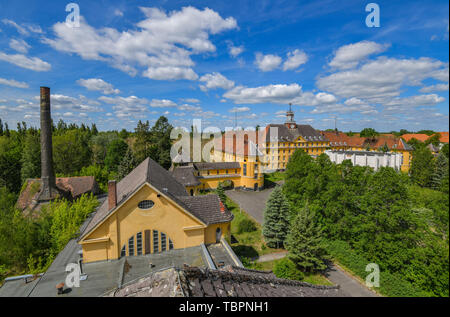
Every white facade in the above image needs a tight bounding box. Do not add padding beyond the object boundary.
[325,150,403,171]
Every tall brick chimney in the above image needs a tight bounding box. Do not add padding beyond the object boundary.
[108,180,117,210]
[39,86,58,201]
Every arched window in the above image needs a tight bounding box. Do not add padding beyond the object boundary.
[120,230,175,258]
[136,232,142,255]
[138,200,155,210]
[128,236,134,256]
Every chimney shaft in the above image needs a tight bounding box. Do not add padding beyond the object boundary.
[108,180,117,210]
[40,86,56,200]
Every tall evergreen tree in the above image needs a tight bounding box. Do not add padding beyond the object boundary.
[216,183,226,203]
[285,206,328,272]
[410,146,435,187]
[262,186,290,248]
[117,147,138,180]
[431,152,449,191]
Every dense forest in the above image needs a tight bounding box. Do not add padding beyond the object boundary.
[0,116,173,280]
[281,142,449,296]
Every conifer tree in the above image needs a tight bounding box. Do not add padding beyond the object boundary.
[117,147,138,180]
[262,186,290,248]
[285,206,329,272]
[216,183,226,203]
[431,152,449,191]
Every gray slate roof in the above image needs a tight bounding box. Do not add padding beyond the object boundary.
[108,265,344,297]
[177,195,233,225]
[80,158,232,239]
[266,124,327,142]
[171,166,201,186]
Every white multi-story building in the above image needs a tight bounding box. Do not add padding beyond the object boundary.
[324,150,403,171]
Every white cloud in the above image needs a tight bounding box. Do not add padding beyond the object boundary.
[199,72,235,91]
[77,78,120,94]
[227,41,244,57]
[1,19,43,36]
[177,104,201,111]
[283,49,308,71]
[0,52,51,71]
[9,39,31,53]
[2,19,28,35]
[0,77,29,88]
[44,7,237,80]
[229,106,250,113]
[150,99,177,108]
[384,94,445,110]
[419,83,449,93]
[317,57,447,102]
[329,41,389,69]
[224,83,302,104]
[255,53,282,72]
[114,9,124,17]
[143,66,198,81]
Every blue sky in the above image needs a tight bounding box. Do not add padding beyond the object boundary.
[0,0,448,132]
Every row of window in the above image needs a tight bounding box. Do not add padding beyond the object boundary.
[120,230,174,257]
[205,169,239,176]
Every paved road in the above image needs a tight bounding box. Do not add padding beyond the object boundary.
[225,187,275,224]
[226,186,379,297]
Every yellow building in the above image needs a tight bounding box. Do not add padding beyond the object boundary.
[172,161,264,194]
[78,157,233,263]
[262,108,330,170]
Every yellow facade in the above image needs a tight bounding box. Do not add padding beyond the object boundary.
[262,137,329,170]
[79,183,231,263]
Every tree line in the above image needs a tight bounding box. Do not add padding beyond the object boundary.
[262,145,449,296]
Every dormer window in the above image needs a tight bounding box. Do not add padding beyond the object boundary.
[138,200,155,210]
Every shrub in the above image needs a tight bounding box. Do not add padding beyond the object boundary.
[273,258,304,281]
[237,218,257,233]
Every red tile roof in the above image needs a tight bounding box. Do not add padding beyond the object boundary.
[400,134,431,142]
[438,132,449,143]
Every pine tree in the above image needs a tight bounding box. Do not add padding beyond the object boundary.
[285,206,329,272]
[262,186,290,248]
[431,152,449,191]
[117,147,138,180]
[216,183,226,203]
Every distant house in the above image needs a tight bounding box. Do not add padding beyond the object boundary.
[17,176,99,215]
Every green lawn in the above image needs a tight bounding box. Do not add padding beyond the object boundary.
[263,171,285,188]
[225,196,284,259]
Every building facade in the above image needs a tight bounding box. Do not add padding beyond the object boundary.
[325,150,404,171]
[78,158,233,263]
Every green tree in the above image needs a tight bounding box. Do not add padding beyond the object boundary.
[53,130,92,175]
[285,206,329,272]
[431,152,449,191]
[410,146,435,187]
[216,183,226,203]
[0,135,22,193]
[262,186,290,248]
[441,143,449,159]
[117,147,138,180]
[20,132,41,183]
[360,128,379,139]
[90,132,119,166]
[133,120,151,163]
[150,116,173,169]
[104,139,128,172]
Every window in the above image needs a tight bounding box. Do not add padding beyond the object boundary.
[136,232,142,255]
[243,164,247,176]
[120,245,126,257]
[169,239,174,250]
[161,232,167,252]
[138,200,155,210]
[128,236,135,256]
[153,230,159,253]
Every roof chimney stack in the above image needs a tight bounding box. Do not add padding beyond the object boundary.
[39,86,58,200]
[108,180,117,210]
